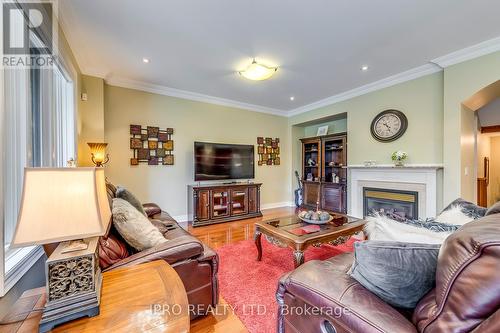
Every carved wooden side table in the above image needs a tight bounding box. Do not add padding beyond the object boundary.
[0,261,190,333]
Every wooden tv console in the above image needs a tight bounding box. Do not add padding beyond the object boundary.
[188,183,262,227]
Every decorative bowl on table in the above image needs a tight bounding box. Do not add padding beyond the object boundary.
[298,210,333,225]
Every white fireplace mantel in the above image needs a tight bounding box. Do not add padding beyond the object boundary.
[348,164,444,169]
[348,165,443,219]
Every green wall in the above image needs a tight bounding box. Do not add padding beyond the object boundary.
[290,72,444,166]
[442,51,500,204]
[303,118,347,137]
[104,85,292,219]
[78,75,105,166]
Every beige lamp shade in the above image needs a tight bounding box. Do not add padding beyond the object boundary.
[11,167,111,247]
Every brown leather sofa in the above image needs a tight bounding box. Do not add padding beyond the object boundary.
[276,212,500,332]
[99,183,218,319]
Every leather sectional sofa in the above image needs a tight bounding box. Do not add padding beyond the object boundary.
[277,212,500,332]
[99,182,218,320]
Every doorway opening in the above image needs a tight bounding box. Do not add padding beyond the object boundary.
[462,80,500,207]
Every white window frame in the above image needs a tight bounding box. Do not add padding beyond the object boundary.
[0,3,78,296]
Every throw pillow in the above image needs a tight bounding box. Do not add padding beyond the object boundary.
[441,198,487,219]
[435,205,474,226]
[350,240,440,309]
[116,186,147,216]
[112,198,166,251]
[98,233,129,269]
[364,214,453,244]
[486,200,500,216]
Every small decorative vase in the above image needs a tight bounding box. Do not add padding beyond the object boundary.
[394,160,405,167]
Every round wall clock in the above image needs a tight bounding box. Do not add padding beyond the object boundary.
[370,109,408,142]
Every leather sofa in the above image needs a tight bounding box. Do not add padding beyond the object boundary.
[276,212,500,332]
[99,182,218,319]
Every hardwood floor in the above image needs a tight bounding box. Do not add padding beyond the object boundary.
[188,206,297,250]
[189,206,296,333]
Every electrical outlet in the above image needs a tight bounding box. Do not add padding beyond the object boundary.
[464,167,469,176]
[81,93,88,101]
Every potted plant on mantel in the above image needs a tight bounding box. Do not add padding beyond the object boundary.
[391,151,408,167]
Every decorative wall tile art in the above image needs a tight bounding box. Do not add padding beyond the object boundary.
[257,137,280,166]
[130,124,174,165]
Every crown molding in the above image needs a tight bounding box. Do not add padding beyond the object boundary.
[104,76,287,117]
[287,63,442,117]
[82,68,108,79]
[431,36,500,68]
[79,37,499,118]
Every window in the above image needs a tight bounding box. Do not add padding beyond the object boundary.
[1,23,76,295]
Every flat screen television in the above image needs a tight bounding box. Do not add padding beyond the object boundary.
[194,142,255,181]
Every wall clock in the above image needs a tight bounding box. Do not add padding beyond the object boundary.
[370,109,408,142]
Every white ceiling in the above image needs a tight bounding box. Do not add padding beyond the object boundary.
[59,0,500,115]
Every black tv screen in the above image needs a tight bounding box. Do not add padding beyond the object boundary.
[194,142,255,181]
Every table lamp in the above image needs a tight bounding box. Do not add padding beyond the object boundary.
[11,167,111,333]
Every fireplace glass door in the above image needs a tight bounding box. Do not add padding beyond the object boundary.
[363,187,418,220]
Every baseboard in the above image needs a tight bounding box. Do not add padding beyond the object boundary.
[261,201,295,210]
[172,214,189,223]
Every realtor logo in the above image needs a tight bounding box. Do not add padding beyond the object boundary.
[2,1,55,67]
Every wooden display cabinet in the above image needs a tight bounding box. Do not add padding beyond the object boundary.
[188,183,262,227]
[300,133,347,213]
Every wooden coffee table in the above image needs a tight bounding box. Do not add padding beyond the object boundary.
[254,214,365,267]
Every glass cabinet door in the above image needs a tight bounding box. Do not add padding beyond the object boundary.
[231,189,248,215]
[212,190,229,218]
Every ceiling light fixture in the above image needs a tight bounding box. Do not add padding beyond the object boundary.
[361,65,369,71]
[238,59,278,81]
[142,58,150,63]
[290,96,295,101]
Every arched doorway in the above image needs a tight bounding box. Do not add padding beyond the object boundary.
[462,80,500,207]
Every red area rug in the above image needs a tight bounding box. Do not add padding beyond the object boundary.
[216,237,356,333]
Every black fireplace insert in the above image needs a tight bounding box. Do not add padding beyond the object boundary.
[363,187,418,220]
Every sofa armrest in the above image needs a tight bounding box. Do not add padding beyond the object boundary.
[143,203,162,217]
[103,235,203,271]
[277,254,417,333]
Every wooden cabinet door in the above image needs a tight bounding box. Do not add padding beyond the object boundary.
[321,184,345,213]
[303,182,320,208]
[211,189,230,218]
[230,188,248,216]
[196,190,211,221]
[248,186,258,213]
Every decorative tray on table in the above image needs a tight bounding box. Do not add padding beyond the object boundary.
[298,210,333,225]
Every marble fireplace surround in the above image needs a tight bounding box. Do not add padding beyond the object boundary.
[348,165,443,219]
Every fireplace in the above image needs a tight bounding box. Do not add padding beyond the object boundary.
[363,187,418,220]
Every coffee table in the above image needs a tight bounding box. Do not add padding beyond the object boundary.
[254,214,366,267]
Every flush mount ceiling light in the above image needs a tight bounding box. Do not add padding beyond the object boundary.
[361,65,369,71]
[238,59,278,81]
[142,57,150,63]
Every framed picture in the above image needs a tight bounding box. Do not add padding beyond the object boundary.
[148,157,159,165]
[317,125,329,136]
[164,155,174,165]
[130,124,141,135]
[130,138,143,149]
[158,132,169,142]
[164,140,174,151]
[148,140,158,149]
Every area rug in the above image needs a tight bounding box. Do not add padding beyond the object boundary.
[216,237,356,333]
